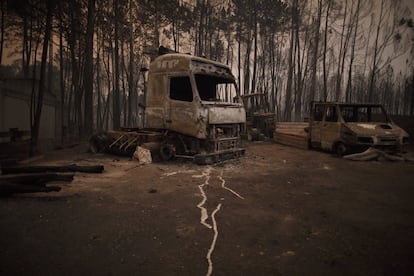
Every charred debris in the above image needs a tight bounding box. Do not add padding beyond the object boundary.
[0,164,104,196]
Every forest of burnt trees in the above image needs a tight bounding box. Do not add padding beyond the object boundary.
[0,0,413,143]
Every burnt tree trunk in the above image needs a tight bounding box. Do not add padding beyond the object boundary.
[30,0,52,155]
[113,0,121,130]
[84,0,96,138]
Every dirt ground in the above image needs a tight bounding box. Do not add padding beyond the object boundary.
[1,142,414,276]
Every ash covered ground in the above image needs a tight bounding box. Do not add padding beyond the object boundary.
[1,142,414,275]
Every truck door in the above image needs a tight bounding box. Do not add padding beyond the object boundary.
[166,75,199,137]
[310,104,324,148]
[320,105,341,150]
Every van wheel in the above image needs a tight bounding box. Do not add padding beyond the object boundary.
[307,138,313,149]
[335,142,347,157]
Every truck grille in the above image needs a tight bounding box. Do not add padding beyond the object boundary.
[217,137,242,151]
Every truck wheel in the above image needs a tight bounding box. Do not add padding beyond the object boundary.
[89,133,111,153]
[160,144,176,161]
[335,142,347,157]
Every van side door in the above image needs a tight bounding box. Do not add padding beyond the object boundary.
[320,104,341,150]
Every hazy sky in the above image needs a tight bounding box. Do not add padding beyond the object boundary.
[406,0,414,15]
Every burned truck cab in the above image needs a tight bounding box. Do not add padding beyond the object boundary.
[144,53,246,163]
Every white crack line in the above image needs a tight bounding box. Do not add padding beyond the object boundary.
[206,203,222,276]
[160,166,244,275]
[193,167,243,276]
[194,167,213,229]
[218,172,244,200]
[163,171,178,177]
[161,169,197,178]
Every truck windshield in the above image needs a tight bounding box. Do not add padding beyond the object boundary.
[195,74,238,104]
[340,105,388,123]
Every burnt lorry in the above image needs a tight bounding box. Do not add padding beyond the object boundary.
[90,51,246,164]
[274,102,409,155]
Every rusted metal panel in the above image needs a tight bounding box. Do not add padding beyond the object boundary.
[150,54,192,73]
[150,54,235,81]
[320,122,341,150]
[192,60,235,80]
[144,107,164,129]
[146,74,167,106]
[207,105,246,124]
[166,100,208,139]
[345,123,405,138]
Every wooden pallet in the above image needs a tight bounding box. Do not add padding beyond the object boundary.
[274,122,309,150]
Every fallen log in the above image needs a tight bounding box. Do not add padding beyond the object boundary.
[2,164,104,174]
[0,173,73,196]
[0,181,61,195]
[0,173,74,186]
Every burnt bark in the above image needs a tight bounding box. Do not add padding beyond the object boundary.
[84,0,96,138]
[58,1,65,143]
[285,2,297,121]
[322,0,332,101]
[0,0,4,65]
[0,172,74,195]
[0,182,61,195]
[309,0,323,103]
[368,0,385,102]
[1,173,75,184]
[346,0,361,102]
[113,0,121,130]
[127,0,137,127]
[30,0,52,155]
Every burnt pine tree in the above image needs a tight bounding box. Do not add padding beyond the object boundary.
[113,0,121,130]
[83,0,96,137]
[31,0,53,155]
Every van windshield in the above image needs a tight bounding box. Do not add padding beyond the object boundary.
[340,105,388,123]
[195,74,238,104]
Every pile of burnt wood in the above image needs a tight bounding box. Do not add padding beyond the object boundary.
[0,164,104,196]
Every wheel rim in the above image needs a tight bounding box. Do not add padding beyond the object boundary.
[336,143,347,156]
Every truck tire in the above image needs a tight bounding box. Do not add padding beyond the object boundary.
[160,144,176,161]
[89,133,112,153]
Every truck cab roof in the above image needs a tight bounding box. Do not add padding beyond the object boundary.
[149,53,235,81]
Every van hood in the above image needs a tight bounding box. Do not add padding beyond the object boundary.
[346,123,409,137]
